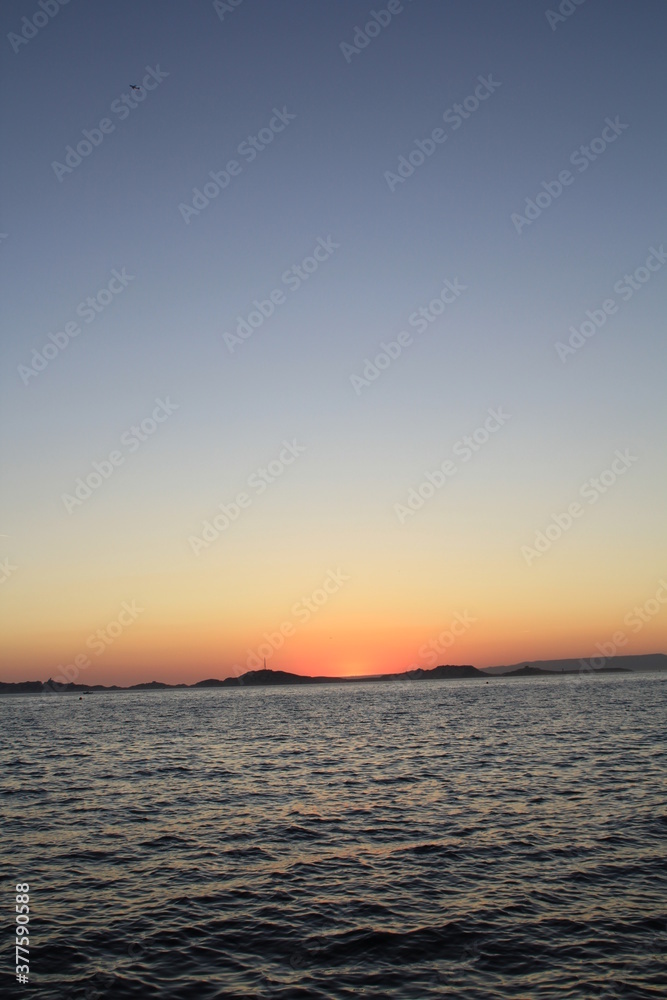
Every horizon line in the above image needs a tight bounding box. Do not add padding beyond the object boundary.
[2,652,665,691]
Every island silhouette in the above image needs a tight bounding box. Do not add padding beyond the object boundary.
[1,654,665,693]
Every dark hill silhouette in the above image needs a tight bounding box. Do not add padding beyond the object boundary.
[502,665,559,676]
[502,664,631,677]
[0,664,479,692]
[483,653,667,675]
[219,669,338,686]
[402,664,481,680]
[1,654,664,693]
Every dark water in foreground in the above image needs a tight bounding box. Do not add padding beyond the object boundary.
[1,672,666,999]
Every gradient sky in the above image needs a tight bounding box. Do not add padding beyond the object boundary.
[1,0,666,685]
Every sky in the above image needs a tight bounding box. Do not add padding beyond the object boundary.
[1,0,666,685]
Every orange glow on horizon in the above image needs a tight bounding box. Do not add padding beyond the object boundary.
[2,562,666,685]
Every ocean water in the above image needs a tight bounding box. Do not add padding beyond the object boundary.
[1,672,666,1000]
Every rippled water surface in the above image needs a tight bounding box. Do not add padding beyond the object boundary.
[2,672,666,999]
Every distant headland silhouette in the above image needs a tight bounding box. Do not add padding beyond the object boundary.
[1,654,665,694]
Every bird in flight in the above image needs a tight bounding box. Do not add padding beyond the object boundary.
[130,84,141,92]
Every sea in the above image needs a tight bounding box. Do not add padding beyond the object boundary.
[1,671,666,999]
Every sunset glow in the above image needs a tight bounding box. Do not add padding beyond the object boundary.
[1,0,665,688]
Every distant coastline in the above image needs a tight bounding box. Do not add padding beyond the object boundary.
[1,654,665,693]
